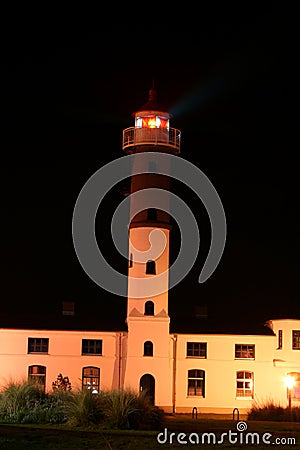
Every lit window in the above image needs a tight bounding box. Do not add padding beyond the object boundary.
[186,342,207,358]
[82,366,100,394]
[82,339,102,355]
[292,331,300,350]
[288,372,300,399]
[144,301,154,316]
[236,371,254,398]
[135,115,169,129]
[235,344,255,359]
[28,338,49,354]
[143,341,153,356]
[146,260,156,275]
[187,369,205,397]
[277,330,283,349]
[28,365,46,391]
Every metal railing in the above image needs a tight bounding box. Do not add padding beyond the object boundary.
[122,127,181,153]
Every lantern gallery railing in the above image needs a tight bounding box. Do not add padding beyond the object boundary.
[122,127,181,153]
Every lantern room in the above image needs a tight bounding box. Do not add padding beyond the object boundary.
[134,112,170,130]
[122,87,180,154]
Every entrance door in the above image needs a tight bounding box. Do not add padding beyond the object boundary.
[140,374,155,405]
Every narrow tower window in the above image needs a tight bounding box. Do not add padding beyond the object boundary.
[144,301,154,316]
[277,330,283,349]
[146,260,156,275]
[129,253,133,268]
[147,208,157,221]
[144,341,153,356]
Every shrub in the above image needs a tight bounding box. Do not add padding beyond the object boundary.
[101,388,165,430]
[248,399,300,422]
[0,379,45,423]
[62,388,104,426]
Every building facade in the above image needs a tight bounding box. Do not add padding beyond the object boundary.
[0,90,299,414]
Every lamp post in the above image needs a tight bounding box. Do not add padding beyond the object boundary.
[284,375,295,409]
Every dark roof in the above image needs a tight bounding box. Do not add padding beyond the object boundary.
[134,87,168,114]
[170,316,276,336]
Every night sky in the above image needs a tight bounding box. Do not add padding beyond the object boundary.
[1,7,299,330]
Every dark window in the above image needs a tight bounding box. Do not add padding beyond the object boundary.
[187,369,205,397]
[144,341,153,356]
[28,338,49,354]
[82,366,100,393]
[236,371,254,397]
[129,253,133,268]
[186,342,207,358]
[147,208,157,221]
[82,339,102,355]
[292,331,300,350]
[146,260,156,275]
[28,365,46,391]
[144,301,154,316]
[277,330,283,349]
[235,344,255,359]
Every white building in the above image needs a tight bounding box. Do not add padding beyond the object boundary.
[0,89,299,414]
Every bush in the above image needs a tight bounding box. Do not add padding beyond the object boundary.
[0,379,45,423]
[101,388,165,430]
[0,382,165,429]
[62,388,104,426]
[248,399,300,422]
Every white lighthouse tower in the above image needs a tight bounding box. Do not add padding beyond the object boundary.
[122,87,181,412]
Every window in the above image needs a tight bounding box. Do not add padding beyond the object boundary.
[144,341,153,356]
[144,301,154,316]
[28,365,46,391]
[187,369,205,397]
[235,344,255,359]
[82,339,102,355]
[82,366,100,393]
[236,371,254,398]
[147,208,157,221]
[292,331,300,350]
[28,338,49,353]
[129,253,133,268]
[146,260,156,275]
[186,342,207,358]
[277,330,283,349]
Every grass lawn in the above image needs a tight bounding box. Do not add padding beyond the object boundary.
[0,415,299,449]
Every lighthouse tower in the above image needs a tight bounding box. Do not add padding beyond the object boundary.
[122,87,181,412]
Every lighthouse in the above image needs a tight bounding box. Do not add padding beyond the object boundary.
[122,87,181,412]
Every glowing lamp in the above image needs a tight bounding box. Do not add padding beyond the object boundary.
[284,375,296,389]
[136,115,169,129]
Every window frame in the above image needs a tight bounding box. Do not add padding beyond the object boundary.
[235,344,255,359]
[28,338,49,354]
[186,342,207,358]
[28,365,46,391]
[144,300,154,316]
[277,330,283,349]
[81,339,103,356]
[236,370,254,398]
[143,340,154,357]
[292,330,300,350]
[82,366,100,393]
[146,260,156,275]
[187,369,205,397]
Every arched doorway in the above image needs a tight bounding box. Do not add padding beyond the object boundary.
[140,374,155,405]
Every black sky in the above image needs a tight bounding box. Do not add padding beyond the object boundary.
[1,7,299,328]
